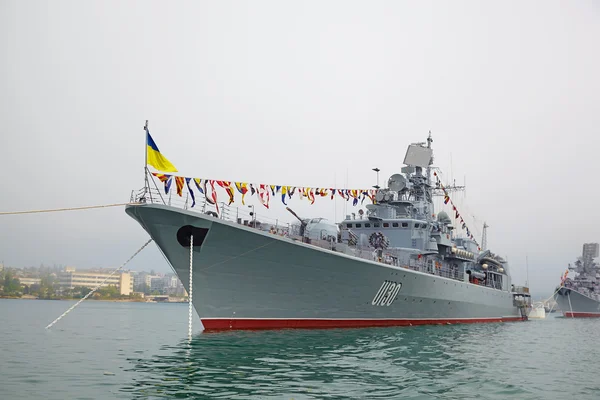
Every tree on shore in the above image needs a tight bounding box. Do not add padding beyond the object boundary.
[1,270,22,296]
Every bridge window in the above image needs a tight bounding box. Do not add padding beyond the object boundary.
[346,223,352,228]
[383,223,390,228]
[374,223,380,228]
[355,223,362,228]
[414,223,419,228]
[392,223,399,227]
[364,223,371,228]
[402,222,408,228]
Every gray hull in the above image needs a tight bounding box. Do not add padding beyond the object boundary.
[555,287,600,317]
[126,204,524,330]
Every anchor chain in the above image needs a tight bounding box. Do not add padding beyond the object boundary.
[188,234,194,338]
[567,291,574,318]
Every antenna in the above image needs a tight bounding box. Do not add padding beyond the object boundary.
[481,222,489,251]
[526,255,530,288]
[334,172,337,222]
[450,152,453,188]
[372,168,380,189]
[431,179,465,197]
[344,168,348,217]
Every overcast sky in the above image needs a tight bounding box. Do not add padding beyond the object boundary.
[1,0,598,297]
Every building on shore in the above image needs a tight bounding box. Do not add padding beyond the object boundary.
[132,271,162,292]
[19,277,41,286]
[58,267,133,295]
[131,271,187,296]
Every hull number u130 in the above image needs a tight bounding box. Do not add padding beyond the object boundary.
[372,280,402,306]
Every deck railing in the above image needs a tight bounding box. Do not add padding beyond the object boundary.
[131,186,288,233]
[131,185,506,290]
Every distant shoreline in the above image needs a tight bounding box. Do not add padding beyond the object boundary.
[0,296,187,303]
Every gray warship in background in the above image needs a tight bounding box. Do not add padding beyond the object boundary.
[126,133,530,330]
[555,243,600,317]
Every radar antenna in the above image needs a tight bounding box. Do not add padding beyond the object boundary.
[388,174,406,192]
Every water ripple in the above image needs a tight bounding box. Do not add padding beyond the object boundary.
[118,320,600,399]
[2,300,600,399]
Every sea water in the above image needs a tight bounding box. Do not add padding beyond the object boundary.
[1,299,597,399]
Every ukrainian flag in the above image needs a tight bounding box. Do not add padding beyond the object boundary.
[147,131,178,172]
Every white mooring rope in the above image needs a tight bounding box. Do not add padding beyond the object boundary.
[0,203,137,216]
[188,234,194,338]
[45,238,154,330]
[543,286,563,304]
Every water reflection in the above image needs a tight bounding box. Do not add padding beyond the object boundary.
[121,323,527,399]
[3,300,599,399]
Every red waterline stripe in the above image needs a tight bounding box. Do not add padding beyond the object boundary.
[201,317,525,331]
[564,312,600,318]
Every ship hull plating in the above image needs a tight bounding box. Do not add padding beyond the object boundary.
[126,204,523,330]
[554,287,600,318]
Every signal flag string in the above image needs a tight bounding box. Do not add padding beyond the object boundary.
[45,238,154,330]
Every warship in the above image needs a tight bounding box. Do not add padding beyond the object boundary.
[554,243,600,317]
[126,132,531,330]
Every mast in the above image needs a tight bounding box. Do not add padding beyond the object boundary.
[426,131,433,223]
[526,255,530,288]
[344,168,348,217]
[482,222,489,250]
[426,131,433,187]
[143,120,150,193]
